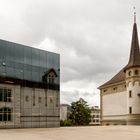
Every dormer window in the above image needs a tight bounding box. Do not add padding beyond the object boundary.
[48,75,55,84]
[42,68,57,84]
[135,70,139,75]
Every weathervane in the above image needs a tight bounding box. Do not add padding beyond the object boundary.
[134,6,136,23]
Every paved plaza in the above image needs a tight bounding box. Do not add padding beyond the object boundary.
[0,126,140,140]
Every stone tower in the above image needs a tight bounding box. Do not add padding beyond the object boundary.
[124,18,140,125]
[99,14,140,125]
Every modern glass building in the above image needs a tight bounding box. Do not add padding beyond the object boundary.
[0,39,60,128]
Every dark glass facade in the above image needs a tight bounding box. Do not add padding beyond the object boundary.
[0,39,60,90]
[0,39,60,128]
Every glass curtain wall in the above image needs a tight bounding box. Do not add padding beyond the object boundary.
[0,39,60,128]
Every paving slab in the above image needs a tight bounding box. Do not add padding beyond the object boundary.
[0,126,140,140]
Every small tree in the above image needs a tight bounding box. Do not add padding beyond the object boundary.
[69,98,91,125]
[60,120,72,126]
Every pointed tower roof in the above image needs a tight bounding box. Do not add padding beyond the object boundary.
[124,20,140,70]
[99,13,140,89]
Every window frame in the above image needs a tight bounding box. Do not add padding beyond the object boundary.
[128,71,132,76]
[0,107,12,122]
[129,90,132,98]
[0,88,12,102]
[135,70,139,75]
[129,107,132,114]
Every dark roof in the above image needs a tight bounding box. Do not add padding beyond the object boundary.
[99,67,125,89]
[124,23,140,70]
[99,22,140,89]
[46,68,58,77]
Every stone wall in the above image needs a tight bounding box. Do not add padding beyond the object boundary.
[21,87,60,128]
[0,84,21,128]
[0,84,60,128]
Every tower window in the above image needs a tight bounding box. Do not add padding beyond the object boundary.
[129,107,132,114]
[128,71,132,76]
[129,90,132,98]
[113,87,117,90]
[103,89,107,92]
[135,70,139,75]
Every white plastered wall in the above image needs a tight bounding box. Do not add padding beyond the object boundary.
[102,91,127,119]
[127,81,140,114]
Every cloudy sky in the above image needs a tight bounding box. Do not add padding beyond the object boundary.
[0,0,139,106]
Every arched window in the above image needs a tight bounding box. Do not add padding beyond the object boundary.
[129,90,132,98]
[113,87,117,90]
[128,71,132,76]
[135,70,139,75]
[0,108,12,121]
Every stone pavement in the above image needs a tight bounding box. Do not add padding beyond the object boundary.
[0,126,140,140]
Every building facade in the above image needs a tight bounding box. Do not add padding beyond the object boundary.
[90,106,101,125]
[60,104,71,121]
[0,39,60,128]
[99,17,140,125]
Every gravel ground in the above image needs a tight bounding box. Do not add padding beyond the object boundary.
[0,126,140,140]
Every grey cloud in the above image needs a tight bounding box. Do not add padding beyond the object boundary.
[0,0,139,105]
[61,90,99,106]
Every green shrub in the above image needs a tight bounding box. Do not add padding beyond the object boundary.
[60,120,72,126]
